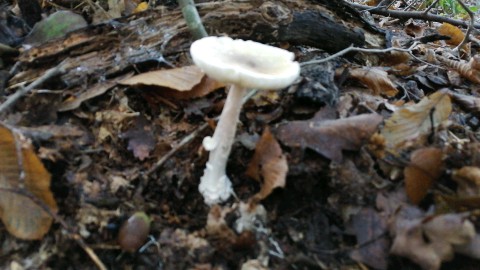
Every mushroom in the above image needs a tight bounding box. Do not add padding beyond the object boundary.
[190,36,300,205]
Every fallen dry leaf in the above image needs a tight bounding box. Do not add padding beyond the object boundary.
[404,20,424,38]
[452,166,480,197]
[121,65,224,100]
[246,127,287,201]
[381,90,451,151]
[437,23,464,46]
[390,212,475,270]
[133,2,148,13]
[349,67,399,97]
[121,65,204,90]
[120,116,156,161]
[349,207,389,270]
[0,124,58,240]
[404,147,444,204]
[162,76,224,100]
[276,112,383,163]
[437,55,480,84]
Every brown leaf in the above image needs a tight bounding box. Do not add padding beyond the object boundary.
[381,90,451,151]
[157,75,225,100]
[0,124,58,240]
[436,55,480,84]
[405,20,424,38]
[121,65,204,90]
[349,67,399,97]
[120,116,156,161]
[246,127,287,200]
[276,113,383,163]
[404,147,444,204]
[452,166,480,197]
[121,65,224,100]
[390,211,475,270]
[349,208,389,270]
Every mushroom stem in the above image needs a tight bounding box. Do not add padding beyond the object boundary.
[199,84,247,205]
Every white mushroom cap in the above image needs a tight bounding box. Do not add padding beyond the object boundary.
[190,36,300,90]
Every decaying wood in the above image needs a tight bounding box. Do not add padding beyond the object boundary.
[11,0,386,97]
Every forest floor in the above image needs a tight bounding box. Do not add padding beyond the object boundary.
[2,0,480,269]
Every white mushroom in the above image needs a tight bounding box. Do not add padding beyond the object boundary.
[190,36,300,205]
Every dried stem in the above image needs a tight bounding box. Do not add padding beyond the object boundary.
[301,42,419,66]
[454,0,475,52]
[0,61,68,114]
[423,0,440,14]
[349,2,480,28]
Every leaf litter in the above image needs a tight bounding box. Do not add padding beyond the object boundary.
[3,1,480,269]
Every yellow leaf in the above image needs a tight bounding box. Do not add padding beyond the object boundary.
[133,2,148,13]
[0,124,57,240]
[438,23,465,46]
[381,90,451,151]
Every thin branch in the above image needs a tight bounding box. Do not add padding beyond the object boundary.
[177,0,208,40]
[0,61,69,114]
[349,2,480,28]
[404,0,420,11]
[454,0,475,52]
[301,42,419,66]
[424,0,440,14]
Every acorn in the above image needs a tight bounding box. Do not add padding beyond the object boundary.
[117,212,151,253]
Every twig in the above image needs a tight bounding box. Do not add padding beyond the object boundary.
[376,0,396,9]
[177,0,208,40]
[404,0,420,11]
[0,61,68,114]
[0,43,18,56]
[423,0,440,14]
[454,0,475,52]
[301,42,419,66]
[349,2,480,28]
[0,188,107,270]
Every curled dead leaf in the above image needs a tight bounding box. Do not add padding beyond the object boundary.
[404,147,443,204]
[381,90,451,152]
[390,211,475,270]
[437,55,480,84]
[349,67,398,97]
[0,124,58,240]
[246,127,287,201]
